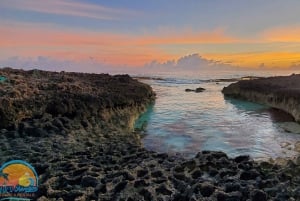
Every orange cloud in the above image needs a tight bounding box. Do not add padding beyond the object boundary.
[136,29,239,45]
[0,22,172,66]
[203,52,300,68]
[0,24,239,47]
[0,22,240,66]
[2,20,300,68]
[261,26,300,43]
[0,22,133,47]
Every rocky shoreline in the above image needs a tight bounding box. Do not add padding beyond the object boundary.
[0,68,299,200]
[222,74,300,123]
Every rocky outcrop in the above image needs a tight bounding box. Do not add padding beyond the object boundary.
[0,68,155,130]
[0,68,299,200]
[222,74,300,122]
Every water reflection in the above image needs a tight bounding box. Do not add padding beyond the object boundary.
[134,104,154,133]
[224,97,267,111]
[135,80,300,159]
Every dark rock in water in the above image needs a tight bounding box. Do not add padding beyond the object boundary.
[185,87,206,93]
[251,189,267,201]
[195,87,206,93]
[185,88,194,92]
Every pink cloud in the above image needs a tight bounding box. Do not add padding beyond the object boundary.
[136,29,240,45]
[261,26,300,42]
[0,21,243,66]
[1,0,138,20]
[144,53,236,73]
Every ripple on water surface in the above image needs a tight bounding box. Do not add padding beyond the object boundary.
[135,78,300,159]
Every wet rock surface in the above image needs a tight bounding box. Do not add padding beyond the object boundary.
[0,68,299,200]
[222,74,300,122]
[185,87,206,93]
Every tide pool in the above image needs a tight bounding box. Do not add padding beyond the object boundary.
[135,75,300,159]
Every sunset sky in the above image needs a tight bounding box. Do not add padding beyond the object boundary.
[1,0,300,72]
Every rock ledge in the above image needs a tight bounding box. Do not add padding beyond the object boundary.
[222,74,300,122]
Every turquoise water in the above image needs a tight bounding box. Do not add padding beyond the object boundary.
[134,70,300,159]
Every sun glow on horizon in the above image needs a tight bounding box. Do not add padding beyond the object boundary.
[203,52,300,69]
[1,1,300,71]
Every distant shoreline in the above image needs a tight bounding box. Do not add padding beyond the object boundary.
[134,75,264,84]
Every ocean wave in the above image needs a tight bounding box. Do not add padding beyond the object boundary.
[134,75,263,85]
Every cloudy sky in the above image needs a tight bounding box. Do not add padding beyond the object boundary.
[1,0,300,72]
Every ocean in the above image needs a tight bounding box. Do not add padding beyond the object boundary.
[134,69,300,160]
